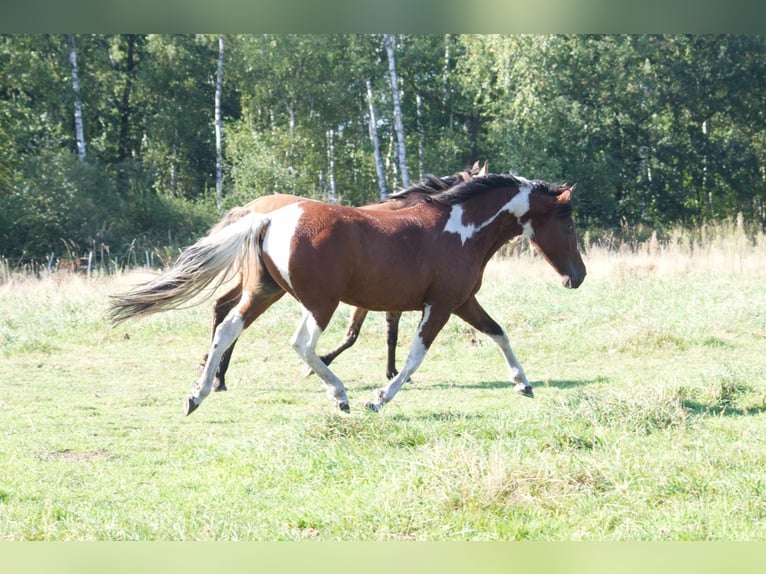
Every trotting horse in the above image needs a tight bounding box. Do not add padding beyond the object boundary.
[110,172,586,415]
[203,163,487,391]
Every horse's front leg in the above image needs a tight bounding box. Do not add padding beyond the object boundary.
[292,305,350,412]
[303,306,369,377]
[366,304,449,412]
[453,296,533,398]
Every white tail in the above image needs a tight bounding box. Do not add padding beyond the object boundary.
[110,212,270,323]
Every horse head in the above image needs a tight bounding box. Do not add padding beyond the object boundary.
[526,184,586,289]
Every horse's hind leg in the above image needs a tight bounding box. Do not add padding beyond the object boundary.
[186,294,250,415]
[186,286,285,415]
[199,283,242,392]
[291,305,350,412]
[305,308,404,382]
[385,311,402,380]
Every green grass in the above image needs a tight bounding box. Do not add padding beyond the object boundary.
[1,234,766,540]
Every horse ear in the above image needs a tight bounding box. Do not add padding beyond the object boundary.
[471,160,480,171]
[478,160,488,176]
[557,184,575,202]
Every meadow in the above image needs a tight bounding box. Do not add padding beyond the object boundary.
[1,220,766,541]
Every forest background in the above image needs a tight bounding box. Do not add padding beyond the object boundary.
[1,34,765,265]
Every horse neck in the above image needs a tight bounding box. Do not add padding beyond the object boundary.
[444,186,528,253]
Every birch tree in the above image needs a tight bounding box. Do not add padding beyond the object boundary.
[326,128,337,203]
[214,34,225,212]
[117,34,138,162]
[383,34,408,187]
[69,35,87,162]
[366,79,388,199]
[415,80,425,179]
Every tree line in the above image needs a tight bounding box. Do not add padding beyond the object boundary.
[1,34,765,261]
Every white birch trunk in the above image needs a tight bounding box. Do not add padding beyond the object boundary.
[366,79,388,199]
[170,104,179,196]
[443,34,453,127]
[383,34,408,187]
[415,80,425,180]
[215,35,225,212]
[327,129,337,204]
[69,35,86,162]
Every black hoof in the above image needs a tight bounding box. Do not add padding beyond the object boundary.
[365,401,382,413]
[338,401,350,413]
[516,386,534,398]
[184,396,199,416]
[214,382,227,392]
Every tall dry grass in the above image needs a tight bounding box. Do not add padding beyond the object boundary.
[3,215,765,288]
[582,215,766,280]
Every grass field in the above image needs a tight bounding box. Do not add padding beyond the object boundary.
[1,222,766,540]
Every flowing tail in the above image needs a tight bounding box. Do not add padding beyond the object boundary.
[110,212,271,323]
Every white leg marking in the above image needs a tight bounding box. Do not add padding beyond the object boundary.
[262,202,304,290]
[291,309,349,409]
[368,305,433,410]
[191,299,248,406]
[489,332,533,395]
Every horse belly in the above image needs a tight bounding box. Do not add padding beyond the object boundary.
[341,278,423,312]
[341,240,434,312]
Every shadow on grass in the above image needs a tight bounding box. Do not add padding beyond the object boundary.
[387,410,491,423]
[427,377,603,391]
[540,378,607,390]
[682,399,766,417]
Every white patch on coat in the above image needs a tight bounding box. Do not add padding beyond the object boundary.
[521,220,535,239]
[442,180,534,246]
[261,202,304,290]
[443,205,474,245]
[503,180,533,218]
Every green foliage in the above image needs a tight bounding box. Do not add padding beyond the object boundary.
[2,34,766,260]
[222,121,300,207]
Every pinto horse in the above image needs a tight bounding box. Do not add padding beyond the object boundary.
[203,163,486,391]
[110,172,586,415]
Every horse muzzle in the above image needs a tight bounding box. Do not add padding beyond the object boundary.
[562,269,586,289]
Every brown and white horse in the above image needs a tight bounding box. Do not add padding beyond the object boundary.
[110,172,586,415]
[200,163,486,390]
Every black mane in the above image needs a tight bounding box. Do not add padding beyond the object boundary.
[375,172,470,205]
[428,173,567,207]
